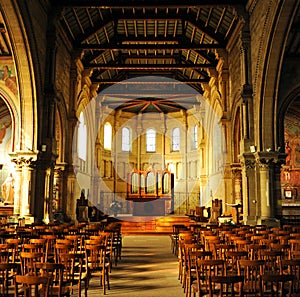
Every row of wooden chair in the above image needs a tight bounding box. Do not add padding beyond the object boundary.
[0,221,123,296]
[174,223,300,297]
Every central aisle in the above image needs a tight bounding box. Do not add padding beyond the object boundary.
[88,235,185,296]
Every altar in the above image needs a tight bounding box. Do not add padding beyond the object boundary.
[0,205,13,216]
[126,168,174,216]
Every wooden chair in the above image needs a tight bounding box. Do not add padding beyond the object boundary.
[58,252,88,297]
[40,234,57,262]
[85,242,110,295]
[225,250,248,275]
[36,262,70,297]
[5,239,21,264]
[215,244,236,260]
[171,224,189,255]
[0,263,19,296]
[260,274,295,297]
[281,259,300,295]
[54,241,73,263]
[237,259,265,296]
[210,275,244,297]
[191,259,226,297]
[260,250,284,274]
[64,235,83,253]
[185,250,212,297]
[248,244,267,260]
[14,275,50,297]
[19,252,44,276]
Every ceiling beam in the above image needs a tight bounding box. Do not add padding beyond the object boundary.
[87,63,216,70]
[53,0,246,8]
[79,43,224,50]
[93,78,209,83]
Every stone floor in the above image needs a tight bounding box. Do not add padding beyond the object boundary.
[73,235,185,297]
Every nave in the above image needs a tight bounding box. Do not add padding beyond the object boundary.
[73,235,184,297]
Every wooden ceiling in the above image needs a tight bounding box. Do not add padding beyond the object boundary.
[51,0,249,113]
[1,1,299,114]
[54,1,246,95]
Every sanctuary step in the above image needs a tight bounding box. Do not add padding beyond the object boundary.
[118,215,194,235]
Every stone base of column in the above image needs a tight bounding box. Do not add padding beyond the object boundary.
[243,215,257,226]
[257,217,280,227]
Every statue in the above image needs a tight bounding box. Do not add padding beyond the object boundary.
[1,173,14,204]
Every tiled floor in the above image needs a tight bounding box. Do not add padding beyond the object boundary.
[73,235,185,297]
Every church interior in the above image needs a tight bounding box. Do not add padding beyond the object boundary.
[0,0,299,227]
[0,1,300,296]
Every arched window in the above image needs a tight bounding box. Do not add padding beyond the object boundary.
[131,172,139,194]
[146,172,155,193]
[78,112,87,161]
[104,122,112,150]
[192,125,198,150]
[146,128,156,152]
[172,127,180,151]
[122,127,131,152]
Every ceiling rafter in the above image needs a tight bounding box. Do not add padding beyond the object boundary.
[76,10,225,45]
[86,63,216,70]
[79,43,224,50]
[92,78,209,84]
[52,0,246,9]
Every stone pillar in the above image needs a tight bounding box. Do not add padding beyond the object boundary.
[182,110,188,212]
[240,153,256,225]
[137,114,142,170]
[53,166,65,213]
[11,154,37,223]
[161,114,166,169]
[13,162,22,216]
[238,13,254,148]
[254,151,281,226]
[113,110,121,195]
[232,166,242,205]
[63,51,84,220]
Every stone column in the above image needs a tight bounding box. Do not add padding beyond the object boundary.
[137,114,142,170]
[232,166,242,205]
[53,165,65,213]
[254,151,281,226]
[11,154,37,222]
[240,153,256,225]
[161,114,166,169]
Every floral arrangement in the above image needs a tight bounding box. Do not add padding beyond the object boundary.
[110,201,122,215]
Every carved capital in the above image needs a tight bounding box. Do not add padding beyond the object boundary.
[254,151,284,169]
[239,153,256,169]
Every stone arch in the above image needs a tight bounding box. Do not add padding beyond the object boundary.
[259,0,298,150]
[0,89,19,154]
[277,86,300,151]
[0,2,38,152]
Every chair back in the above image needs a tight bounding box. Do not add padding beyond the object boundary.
[14,275,50,297]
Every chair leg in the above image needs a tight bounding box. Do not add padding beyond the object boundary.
[106,268,110,290]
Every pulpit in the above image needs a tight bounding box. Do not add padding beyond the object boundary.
[231,204,242,224]
[210,199,222,223]
[76,191,88,222]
